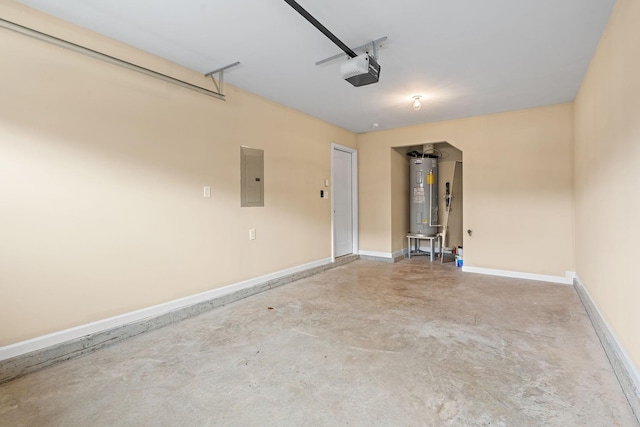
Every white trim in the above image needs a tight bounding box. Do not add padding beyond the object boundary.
[359,250,394,259]
[461,266,576,284]
[392,248,407,259]
[0,257,332,361]
[330,143,358,261]
[359,248,407,261]
[575,274,640,404]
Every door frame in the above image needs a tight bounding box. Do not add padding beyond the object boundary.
[331,143,359,261]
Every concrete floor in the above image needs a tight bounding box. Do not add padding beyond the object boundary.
[0,258,637,426]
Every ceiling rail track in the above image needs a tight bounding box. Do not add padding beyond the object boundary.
[0,17,235,101]
[315,37,387,66]
[283,0,357,58]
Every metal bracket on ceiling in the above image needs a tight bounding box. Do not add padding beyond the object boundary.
[0,17,235,101]
[205,62,241,96]
[315,36,388,66]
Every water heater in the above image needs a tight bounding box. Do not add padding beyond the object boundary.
[410,157,438,236]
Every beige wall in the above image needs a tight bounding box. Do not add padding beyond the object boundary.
[436,142,464,250]
[358,103,575,276]
[390,148,409,253]
[0,3,356,346]
[574,0,640,374]
[5,2,634,379]
[438,160,463,249]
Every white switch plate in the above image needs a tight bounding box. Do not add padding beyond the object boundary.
[324,179,329,187]
[249,229,256,240]
[203,186,211,198]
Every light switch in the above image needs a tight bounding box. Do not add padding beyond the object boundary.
[249,229,256,240]
[324,179,329,187]
[203,186,211,198]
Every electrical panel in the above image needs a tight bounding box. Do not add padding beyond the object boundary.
[241,147,264,207]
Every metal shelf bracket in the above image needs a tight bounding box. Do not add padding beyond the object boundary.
[205,62,241,96]
[0,17,237,101]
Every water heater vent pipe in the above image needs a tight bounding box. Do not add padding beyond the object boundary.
[429,169,442,228]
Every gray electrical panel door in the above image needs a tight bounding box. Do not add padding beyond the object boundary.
[241,147,264,207]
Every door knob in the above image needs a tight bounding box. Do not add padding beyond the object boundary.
[467,229,472,236]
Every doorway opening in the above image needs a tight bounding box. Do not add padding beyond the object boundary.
[391,142,463,262]
[331,144,358,260]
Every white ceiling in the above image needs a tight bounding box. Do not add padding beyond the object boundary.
[16,0,615,133]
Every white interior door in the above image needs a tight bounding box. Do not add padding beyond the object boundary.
[333,148,353,257]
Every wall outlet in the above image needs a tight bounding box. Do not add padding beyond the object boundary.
[249,229,256,240]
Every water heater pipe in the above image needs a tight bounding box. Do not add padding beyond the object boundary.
[428,171,442,228]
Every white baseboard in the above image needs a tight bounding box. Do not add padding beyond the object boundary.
[576,274,640,384]
[359,248,407,262]
[0,257,332,362]
[574,274,640,420]
[359,250,394,259]
[392,248,407,259]
[462,266,576,285]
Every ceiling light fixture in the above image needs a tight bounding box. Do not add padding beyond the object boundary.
[412,95,422,111]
